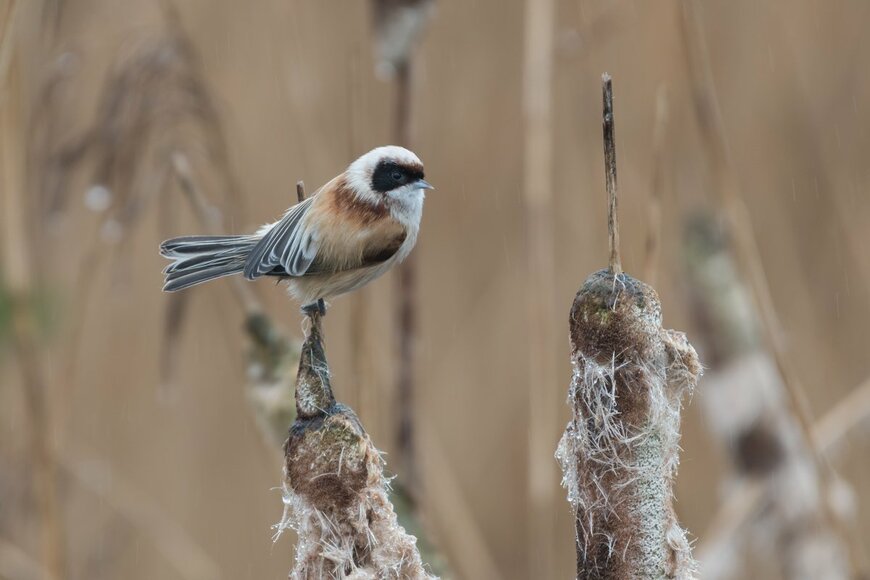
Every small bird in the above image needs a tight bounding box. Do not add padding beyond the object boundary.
[160,146,431,312]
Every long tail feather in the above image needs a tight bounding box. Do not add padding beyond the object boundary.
[160,235,256,256]
[160,235,257,292]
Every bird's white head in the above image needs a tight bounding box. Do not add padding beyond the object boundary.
[345,146,432,212]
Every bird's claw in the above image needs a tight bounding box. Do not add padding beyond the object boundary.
[301,299,327,317]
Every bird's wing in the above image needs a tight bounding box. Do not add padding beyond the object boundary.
[243,196,319,279]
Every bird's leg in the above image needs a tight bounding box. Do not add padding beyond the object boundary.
[301,299,327,317]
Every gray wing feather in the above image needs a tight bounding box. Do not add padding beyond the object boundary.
[243,197,319,279]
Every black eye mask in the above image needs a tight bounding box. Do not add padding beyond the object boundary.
[371,161,424,193]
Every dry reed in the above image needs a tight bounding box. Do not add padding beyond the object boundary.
[685,213,850,580]
[523,0,559,575]
[1,20,66,579]
[643,85,669,286]
[370,0,435,507]
[678,0,865,574]
[277,311,433,579]
[60,449,220,580]
[31,3,247,402]
[557,75,701,579]
[171,153,300,448]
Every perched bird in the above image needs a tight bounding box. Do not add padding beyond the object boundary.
[160,146,431,312]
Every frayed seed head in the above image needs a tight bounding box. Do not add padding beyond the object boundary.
[560,269,701,579]
[570,270,662,365]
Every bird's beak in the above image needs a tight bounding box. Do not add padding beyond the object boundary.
[415,179,434,191]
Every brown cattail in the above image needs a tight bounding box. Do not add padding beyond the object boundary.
[277,315,433,579]
[556,75,701,579]
[558,270,701,579]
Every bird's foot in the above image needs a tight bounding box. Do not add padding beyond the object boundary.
[301,299,327,317]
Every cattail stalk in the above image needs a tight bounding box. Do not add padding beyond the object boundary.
[523,0,559,575]
[1,40,66,580]
[677,1,866,575]
[602,74,621,276]
[59,451,220,580]
[278,312,433,579]
[171,152,299,448]
[393,58,420,499]
[643,85,669,285]
[686,215,852,580]
[557,75,701,579]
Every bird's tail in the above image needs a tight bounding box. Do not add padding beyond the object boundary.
[160,235,259,292]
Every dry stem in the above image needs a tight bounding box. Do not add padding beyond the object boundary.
[171,152,260,314]
[558,271,700,579]
[522,0,559,575]
[602,73,622,275]
[1,47,66,580]
[279,311,433,579]
[643,85,669,285]
[61,451,220,580]
[0,0,20,102]
[685,212,851,580]
[171,152,299,447]
[393,58,420,501]
[558,75,699,579]
[815,376,870,452]
[0,536,47,580]
[699,374,870,570]
[678,0,864,573]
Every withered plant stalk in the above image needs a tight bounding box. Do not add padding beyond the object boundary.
[393,58,420,501]
[171,152,299,448]
[1,40,66,580]
[643,85,670,286]
[556,75,701,580]
[278,310,433,579]
[523,0,559,575]
[677,1,866,574]
[686,214,851,580]
[602,74,621,276]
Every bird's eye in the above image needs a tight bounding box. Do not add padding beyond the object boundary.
[391,171,403,182]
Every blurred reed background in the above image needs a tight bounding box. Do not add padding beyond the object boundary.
[2,0,870,578]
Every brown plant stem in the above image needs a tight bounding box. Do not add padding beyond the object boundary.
[280,310,432,578]
[699,374,870,569]
[0,536,47,580]
[393,59,420,502]
[61,451,220,580]
[347,40,372,425]
[418,420,502,579]
[390,60,442,565]
[1,49,66,580]
[523,0,559,575]
[815,376,870,452]
[0,0,20,102]
[685,212,850,580]
[602,73,622,276]
[171,152,260,315]
[677,0,865,574]
[171,152,299,447]
[557,74,700,579]
[644,85,669,285]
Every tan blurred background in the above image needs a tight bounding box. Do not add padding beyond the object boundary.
[2,0,870,578]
